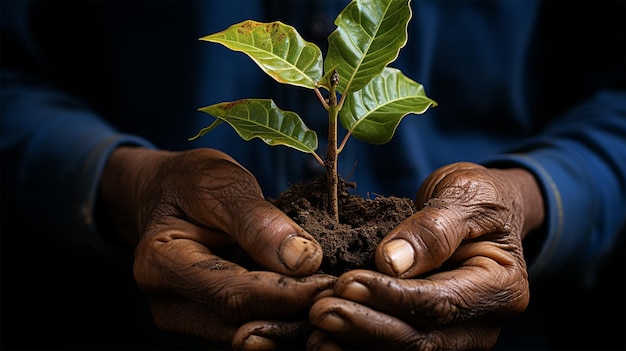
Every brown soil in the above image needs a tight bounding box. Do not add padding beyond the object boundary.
[270,175,418,275]
[224,175,418,276]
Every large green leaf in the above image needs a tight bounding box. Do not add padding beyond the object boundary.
[201,20,323,89]
[323,0,411,94]
[340,67,437,144]
[194,99,318,153]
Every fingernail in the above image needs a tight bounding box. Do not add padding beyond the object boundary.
[317,340,343,351]
[241,334,277,350]
[280,236,319,271]
[341,281,369,302]
[383,239,415,276]
[316,312,345,332]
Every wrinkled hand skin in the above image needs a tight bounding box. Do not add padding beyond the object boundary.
[100,147,336,350]
[309,162,545,351]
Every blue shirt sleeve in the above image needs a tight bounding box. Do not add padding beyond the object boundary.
[1,69,155,258]
[2,0,624,283]
[483,90,626,284]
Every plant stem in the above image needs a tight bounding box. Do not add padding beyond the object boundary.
[326,70,339,222]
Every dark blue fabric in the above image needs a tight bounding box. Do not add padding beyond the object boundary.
[1,0,624,349]
[3,0,623,280]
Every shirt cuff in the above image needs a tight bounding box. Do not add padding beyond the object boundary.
[481,153,573,281]
[18,112,155,260]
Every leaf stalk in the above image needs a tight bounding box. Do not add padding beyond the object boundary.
[314,87,330,111]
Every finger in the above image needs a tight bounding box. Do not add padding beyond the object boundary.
[375,204,468,278]
[173,150,324,276]
[150,298,321,350]
[306,330,343,351]
[310,297,500,350]
[232,319,312,350]
[310,297,416,349]
[333,264,528,328]
[376,164,513,278]
[233,198,324,277]
[149,295,236,349]
[135,218,336,321]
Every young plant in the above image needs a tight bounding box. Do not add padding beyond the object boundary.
[190,0,437,222]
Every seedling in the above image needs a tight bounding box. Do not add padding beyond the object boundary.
[190,0,437,222]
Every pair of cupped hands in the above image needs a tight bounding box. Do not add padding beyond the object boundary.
[100,146,544,351]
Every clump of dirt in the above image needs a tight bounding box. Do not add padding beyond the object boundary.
[271,175,418,276]
[270,175,417,275]
[220,175,417,276]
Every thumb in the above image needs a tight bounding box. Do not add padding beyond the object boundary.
[375,162,486,278]
[233,198,323,277]
[164,148,323,277]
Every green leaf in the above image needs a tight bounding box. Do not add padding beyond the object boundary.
[196,99,318,153]
[324,0,412,94]
[201,20,323,89]
[340,67,437,144]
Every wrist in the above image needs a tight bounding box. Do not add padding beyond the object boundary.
[99,146,168,245]
[495,168,545,239]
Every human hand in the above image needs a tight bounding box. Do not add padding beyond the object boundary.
[308,162,545,350]
[99,147,335,350]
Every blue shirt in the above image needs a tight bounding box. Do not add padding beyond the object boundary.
[1,0,625,287]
